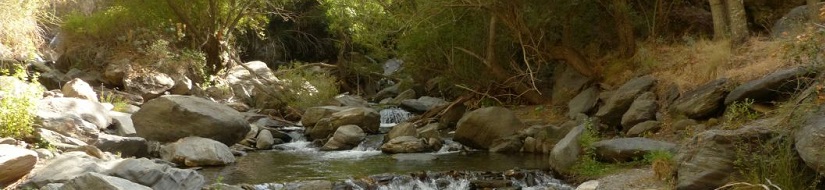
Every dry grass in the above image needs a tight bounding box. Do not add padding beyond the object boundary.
[0,0,48,60]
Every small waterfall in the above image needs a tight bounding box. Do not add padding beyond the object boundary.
[343,171,573,190]
[379,107,413,127]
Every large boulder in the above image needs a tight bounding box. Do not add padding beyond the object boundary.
[160,136,235,167]
[724,66,817,105]
[671,78,728,119]
[301,106,346,128]
[550,125,585,173]
[380,136,429,154]
[593,138,676,162]
[36,128,87,150]
[124,72,175,100]
[108,111,136,137]
[102,59,131,87]
[595,75,656,126]
[772,3,825,39]
[567,86,599,118]
[132,95,250,145]
[37,97,112,130]
[321,125,366,151]
[552,64,593,106]
[676,124,776,190]
[94,134,148,158]
[308,107,380,140]
[400,96,448,112]
[168,74,192,95]
[61,172,151,190]
[34,113,100,144]
[0,145,38,187]
[620,92,658,129]
[23,152,108,188]
[796,111,825,175]
[62,78,98,102]
[454,107,526,150]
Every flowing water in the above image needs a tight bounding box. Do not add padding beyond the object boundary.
[197,108,573,189]
[379,107,413,128]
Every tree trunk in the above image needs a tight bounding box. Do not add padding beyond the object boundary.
[726,0,748,44]
[612,0,636,58]
[809,0,821,22]
[203,34,223,76]
[708,0,729,40]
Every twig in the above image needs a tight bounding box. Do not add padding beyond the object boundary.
[455,84,504,105]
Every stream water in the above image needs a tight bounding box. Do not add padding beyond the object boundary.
[198,108,573,189]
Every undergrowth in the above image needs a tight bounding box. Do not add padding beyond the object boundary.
[0,65,42,140]
[723,99,761,130]
[278,62,339,111]
[99,90,130,112]
[571,119,617,178]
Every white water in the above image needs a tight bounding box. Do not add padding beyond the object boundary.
[379,107,413,127]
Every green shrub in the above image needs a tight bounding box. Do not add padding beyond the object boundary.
[0,66,42,140]
[99,91,130,113]
[571,119,617,178]
[278,62,339,110]
[723,98,760,130]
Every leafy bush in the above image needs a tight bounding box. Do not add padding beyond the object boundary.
[0,66,43,139]
[723,98,760,130]
[278,62,339,110]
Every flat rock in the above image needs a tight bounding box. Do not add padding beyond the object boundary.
[724,66,817,105]
[593,138,676,162]
[61,172,151,190]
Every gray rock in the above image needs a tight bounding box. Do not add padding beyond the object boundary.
[61,172,151,190]
[772,3,825,39]
[124,72,175,100]
[0,138,15,145]
[321,125,366,151]
[102,59,131,87]
[672,119,698,131]
[676,124,776,190]
[35,114,100,144]
[595,75,655,127]
[796,111,825,175]
[671,79,728,119]
[522,137,538,153]
[593,138,676,162]
[37,128,86,150]
[160,136,235,167]
[226,61,282,108]
[37,97,112,131]
[62,78,98,102]
[256,130,275,150]
[39,183,64,190]
[552,64,593,106]
[285,180,332,190]
[108,158,205,190]
[620,92,658,129]
[380,136,429,154]
[626,121,662,137]
[35,149,55,160]
[23,152,204,190]
[550,125,585,173]
[108,111,135,137]
[334,94,370,107]
[567,86,599,118]
[417,123,440,140]
[725,66,817,105]
[300,106,346,128]
[0,145,38,187]
[94,134,148,158]
[373,84,400,102]
[384,122,417,143]
[308,107,380,140]
[401,96,448,112]
[132,95,250,145]
[454,107,526,150]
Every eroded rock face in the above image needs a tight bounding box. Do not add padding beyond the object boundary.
[0,145,38,187]
[454,107,526,150]
[595,75,655,127]
[725,66,817,105]
[321,125,366,151]
[132,95,250,145]
[671,79,728,119]
[676,124,776,190]
[160,136,235,167]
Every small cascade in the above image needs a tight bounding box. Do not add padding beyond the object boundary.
[379,107,413,127]
[321,134,384,159]
[352,134,385,151]
[342,170,573,190]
